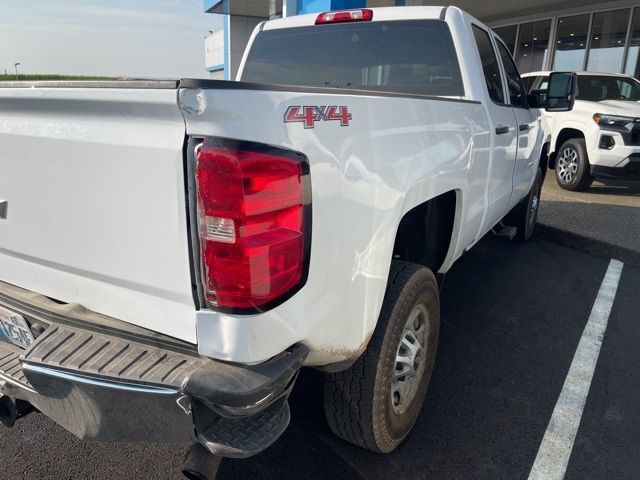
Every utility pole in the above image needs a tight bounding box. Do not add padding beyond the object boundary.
[14,62,20,80]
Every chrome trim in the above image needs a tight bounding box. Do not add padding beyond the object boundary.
[21,364,179,395]
[21,363,196,443]
[0,373,36,394]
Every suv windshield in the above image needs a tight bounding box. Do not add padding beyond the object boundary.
[241,20,464,97]
[577,75,640,101]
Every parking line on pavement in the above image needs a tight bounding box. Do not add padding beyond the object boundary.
[528,259,624,480]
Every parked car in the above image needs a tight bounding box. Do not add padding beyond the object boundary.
[523,71,640,190]
[0,6,564,478]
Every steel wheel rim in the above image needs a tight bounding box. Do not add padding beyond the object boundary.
[391,303,431,415]
[557,146,578,183]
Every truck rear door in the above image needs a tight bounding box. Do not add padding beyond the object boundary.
[471,24,518,230]
[494,38,542,208]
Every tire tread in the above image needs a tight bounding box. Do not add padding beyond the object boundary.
[323,261,437,452]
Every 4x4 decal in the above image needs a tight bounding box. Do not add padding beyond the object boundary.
[284,106,352,129]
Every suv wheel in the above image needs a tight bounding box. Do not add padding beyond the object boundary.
[556,138,593,191]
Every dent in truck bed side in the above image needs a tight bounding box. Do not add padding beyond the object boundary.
[181,83,490,365]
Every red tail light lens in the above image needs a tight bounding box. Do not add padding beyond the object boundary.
[195,138,311,311]
[315,9,373,25]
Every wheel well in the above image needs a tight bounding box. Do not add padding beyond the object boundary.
[392,190,456,273]
[550,128,584,169]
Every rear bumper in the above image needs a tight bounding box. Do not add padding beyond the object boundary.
[0,280,307,458]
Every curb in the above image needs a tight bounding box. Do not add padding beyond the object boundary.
[535,222,640,268]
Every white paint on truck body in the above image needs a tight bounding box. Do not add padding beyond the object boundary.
[189,88,491,364]
[0,87,198,343]
[0,6,547,365]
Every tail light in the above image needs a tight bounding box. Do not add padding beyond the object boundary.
[315,9,373,25]
[195,138,311,312]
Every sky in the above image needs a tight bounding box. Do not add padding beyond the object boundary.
[0,0,223,78]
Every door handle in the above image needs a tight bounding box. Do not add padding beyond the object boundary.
[495,125,510,135]
[0,200,6,220]
[519,123,530,131]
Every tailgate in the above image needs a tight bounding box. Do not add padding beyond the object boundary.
[0,83,197,343]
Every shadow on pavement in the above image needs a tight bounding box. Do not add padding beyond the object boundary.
[586,180,640,197]
[221,237,609,480]
[537,200,640,267]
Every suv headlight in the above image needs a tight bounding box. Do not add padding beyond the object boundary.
[593,113,636,127]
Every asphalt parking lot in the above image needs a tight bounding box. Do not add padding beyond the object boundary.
[538,174,640,266]
[0,234,636,479]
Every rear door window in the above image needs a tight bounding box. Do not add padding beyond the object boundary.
[472,25,505,104]
[524,76,549,93]
[241,20,465,97]
[496,40,529,108]
[522,76,539,92]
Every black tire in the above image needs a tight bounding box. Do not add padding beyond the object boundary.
[555,138,594,191]
[324,260,440,453]
[505,167,543,241]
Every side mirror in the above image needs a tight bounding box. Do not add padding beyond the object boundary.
[546,72,577,112]
[527,89,548,109]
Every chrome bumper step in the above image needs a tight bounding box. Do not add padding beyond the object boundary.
[0,280,307,458]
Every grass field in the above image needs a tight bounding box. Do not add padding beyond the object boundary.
[0,74,115,81]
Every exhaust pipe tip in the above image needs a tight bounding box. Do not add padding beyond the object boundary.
[182,443,223,480]
[0,395,18,428]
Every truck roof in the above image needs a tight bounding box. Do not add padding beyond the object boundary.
[262,6,450,31]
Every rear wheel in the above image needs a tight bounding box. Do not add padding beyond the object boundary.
[555,138,593,191]
[324,260,440,453]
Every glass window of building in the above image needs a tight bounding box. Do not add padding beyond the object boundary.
[515,20,551,74]
[624,9,640,78]
[553,14,590,71]
[587,9,631,72]
[494,25,518,55]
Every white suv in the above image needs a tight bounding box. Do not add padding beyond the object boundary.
[523,71,640,190]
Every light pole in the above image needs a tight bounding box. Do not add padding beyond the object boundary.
[14,62,20,80]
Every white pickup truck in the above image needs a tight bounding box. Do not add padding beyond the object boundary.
[0,6,565,478]
[523,71,640,190]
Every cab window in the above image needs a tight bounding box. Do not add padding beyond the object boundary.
[472,25,505,104]
[496,40,529,108]
[242,20,465,97]
[524,76,549,93]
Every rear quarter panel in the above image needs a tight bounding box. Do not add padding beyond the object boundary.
[183,85,490,364]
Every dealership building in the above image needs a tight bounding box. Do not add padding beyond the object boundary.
[203,0,640,80]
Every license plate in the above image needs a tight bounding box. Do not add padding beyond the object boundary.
[0,305,35,349]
